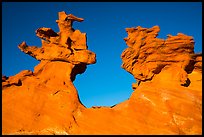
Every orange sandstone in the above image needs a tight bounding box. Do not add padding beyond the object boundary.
[2,11,202,135]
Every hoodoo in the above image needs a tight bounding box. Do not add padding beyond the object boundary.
[2,12,202,135]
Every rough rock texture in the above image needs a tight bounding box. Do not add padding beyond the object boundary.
[2,12,202,135]
[2,11,95,135]
[121,26,195,85]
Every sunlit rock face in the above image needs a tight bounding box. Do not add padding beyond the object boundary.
[2,11,96,135]
[121,26,200,86]
[120,26,202,134]
[2,12,202,135]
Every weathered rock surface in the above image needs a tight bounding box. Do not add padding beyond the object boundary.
[2,11,94,135]
[121,26,195,85]
[2,12,202,135]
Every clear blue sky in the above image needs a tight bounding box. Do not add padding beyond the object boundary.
[2,2,202,108]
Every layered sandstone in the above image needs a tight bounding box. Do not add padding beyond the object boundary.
[2,12,202,135]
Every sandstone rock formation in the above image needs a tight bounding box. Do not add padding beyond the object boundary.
[121,26,197,87]
[2,11,96,135]
[2,12,202,135]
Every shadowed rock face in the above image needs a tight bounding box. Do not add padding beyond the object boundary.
[2,12,202,135]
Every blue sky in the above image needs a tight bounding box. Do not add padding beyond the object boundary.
[2,2,202,108]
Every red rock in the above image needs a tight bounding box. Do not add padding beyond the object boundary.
[121,26,196,85]
[2,12,202,135]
